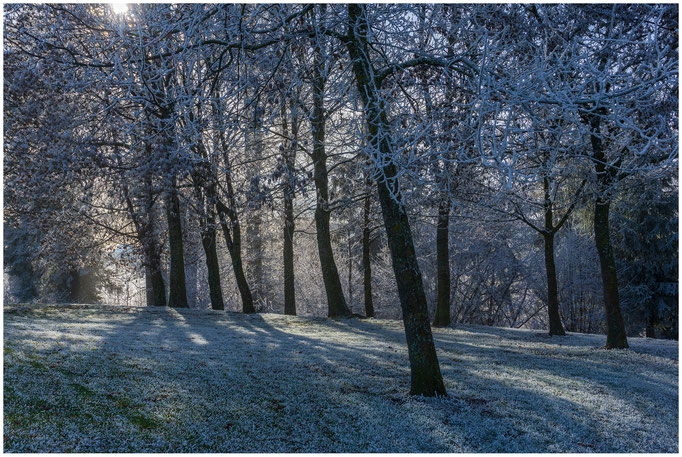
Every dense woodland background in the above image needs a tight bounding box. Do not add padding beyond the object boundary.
[3,3,678,387]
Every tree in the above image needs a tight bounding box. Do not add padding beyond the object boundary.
[345,4,448,396]
[308,5,353,317]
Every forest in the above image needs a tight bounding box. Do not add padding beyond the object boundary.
[3,2,678,405]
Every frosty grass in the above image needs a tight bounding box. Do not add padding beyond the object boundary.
[4,303,678,452]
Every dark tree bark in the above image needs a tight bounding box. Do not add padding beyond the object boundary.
[67,267,81,303]
[514,163,581,335]
[142,220,166,307]
[543,231,565,335]
[542,177,566,336]
[216,197,255,314]
[196,170,225,311]
[311,20,351,317]
[212,101,255,314]
[347,4,446,397]
[144,267,153,306]
[201,222,224,310]
[166,181,188,308]
[145,61,184,307]
[645,302,658,338]
[144,244,167,307]
[282,100,297,316]
[362,189,374,318]
[594,199,628,348]
[142,177,166,307]
[144,263,166,307]
[282,207,296,315]
[347,228,354,306]
[432,197,451,327]
[120,144,167,307]
[587,114,629,349]
[189,122,225,312]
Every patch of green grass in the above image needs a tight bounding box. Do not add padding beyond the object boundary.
[57,366,74,376]
[114,395,143,409]
[71,382,95,398]
[29,359,46,370]
[128,413,159,429]
[28,397,55,413]
[4,411,25,426]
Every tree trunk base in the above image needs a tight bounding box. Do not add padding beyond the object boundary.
[604,339,629,349]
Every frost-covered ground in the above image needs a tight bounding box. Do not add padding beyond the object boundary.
[4,303,678,452]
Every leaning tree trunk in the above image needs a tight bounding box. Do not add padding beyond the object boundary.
[311,32,351,317]
[216,196,256,314]
[166,181,188,308]
[211,99,255,313]
[588,118,628,349]
[347,3,446,397]
[362,189,374,318]
[433,197,451,327]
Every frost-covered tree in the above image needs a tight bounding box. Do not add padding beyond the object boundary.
[5,4,678,403]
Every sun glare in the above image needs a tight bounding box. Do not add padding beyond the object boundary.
[111,3,128,15]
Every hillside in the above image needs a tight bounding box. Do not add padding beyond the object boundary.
[4,303,678,452]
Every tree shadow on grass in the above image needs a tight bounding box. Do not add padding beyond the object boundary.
[3,303,678,452]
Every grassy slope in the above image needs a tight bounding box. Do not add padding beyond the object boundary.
[3,303,678,452]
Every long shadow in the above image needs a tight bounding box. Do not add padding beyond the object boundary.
[3,303,678,452]
[329,317,678,395]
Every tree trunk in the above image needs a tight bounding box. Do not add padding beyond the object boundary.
[362,189,374,318]
[282,101,296,316]
[67,268,81,303]
[433,197,451,327]
[216,197,255,314]
[542,176,566,336]
[201,223,224,310]
[587,115,628,349]
[166,182,188,308]
[347,3,446,397]
[121,153,167,308]
[211,99,255,313]
[245,95,266,307]
[311,29,351,317]
[189,135,224,311]
[347,228,353,307]
[144,244,167,307]
[282,209,296,315]
[543,232,565,335]
[645,302,657,338]
[143,176,166,307]
[246,212,264,305]
[145,265,167,307]
[145,266,153,306]
[594,200,629,348]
